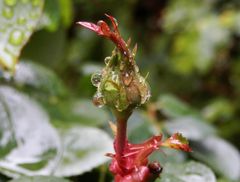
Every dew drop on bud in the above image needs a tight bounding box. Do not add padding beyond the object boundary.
[104,57,111,65]
[92,92,105,108]
[91,72,102,87]
[123,72,132,86]
[134,65,139,73]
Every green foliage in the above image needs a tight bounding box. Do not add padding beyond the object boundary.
[0,0,240,181]
[54,126,112,177]
[0,86,61,177]
[0,0,44,72]
[158,161,216,182]
[9,176,70,182]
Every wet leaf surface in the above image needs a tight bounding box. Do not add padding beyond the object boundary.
[0,86,61,177]
[10,176,70,182]
[157,94,198,119]
[14,60,66,96]
[54,126,113,177]
[191,136,240,180]
[0,0,44,72]
[158,161,216,182]
[164,116,216,141]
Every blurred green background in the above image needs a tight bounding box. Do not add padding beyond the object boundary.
[0,0,240,182]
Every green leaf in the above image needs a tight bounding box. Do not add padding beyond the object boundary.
[157,94,198,119]
[191,136,240,180]
[69,99,110,126]
[157,174,184,182]
[54,126,113,177]
[10,176,70,182]
[164,1,230,74]
[0,86,61,177]
[48,99,110,127]
[39,0,60,31]
[38,0,73,31]
[158,161,216,182]
[149,148,186,166]
[0,0,44,72]
[21,29,66,68]
[202,99,234,122]
[14,60,66,96]
[164,116,216,140]
[59,0,73,28]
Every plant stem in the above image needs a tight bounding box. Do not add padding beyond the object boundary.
[116,116,127,160]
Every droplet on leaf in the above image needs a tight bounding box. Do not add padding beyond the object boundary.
[21,0,29,3]
[4,0,17,6]
[17,17,26,25]
[9,30,24,46]
[2,7,14,19]
[30,11,39,19]
[32,0,41,6]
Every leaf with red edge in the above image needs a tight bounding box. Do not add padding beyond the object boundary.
[107,135,163,182]
[105,14,119,34]
[76,22,104,35]
[77,14,129,57]
[97,20,111,37]
[161,133,192,152]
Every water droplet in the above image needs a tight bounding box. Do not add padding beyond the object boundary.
[104,57,111,65]
[21,0,29,3]
[32,0,41,6]
[2,7,13,19]
[30,11,39,19]
[123,72,132,86]
[111,72,119,83]
[4,0,17,6]
[134,65,139,72]
[91,72,102,87]
[27,24,34,31]
[17,17,26,25]
[92,92,105,108]
[9,30,24,46]
[139,76,144,83]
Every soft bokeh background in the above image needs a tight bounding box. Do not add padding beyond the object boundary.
[0,0,240,182]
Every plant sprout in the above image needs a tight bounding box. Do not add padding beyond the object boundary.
[77,14,191,182]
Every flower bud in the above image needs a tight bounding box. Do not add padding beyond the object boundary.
[92,47,150,112]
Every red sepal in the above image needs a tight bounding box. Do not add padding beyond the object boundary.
[77,14,129,57]
[107,135,162,182]
[161,133,192,152]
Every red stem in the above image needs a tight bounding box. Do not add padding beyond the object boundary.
[116,117,127,160]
